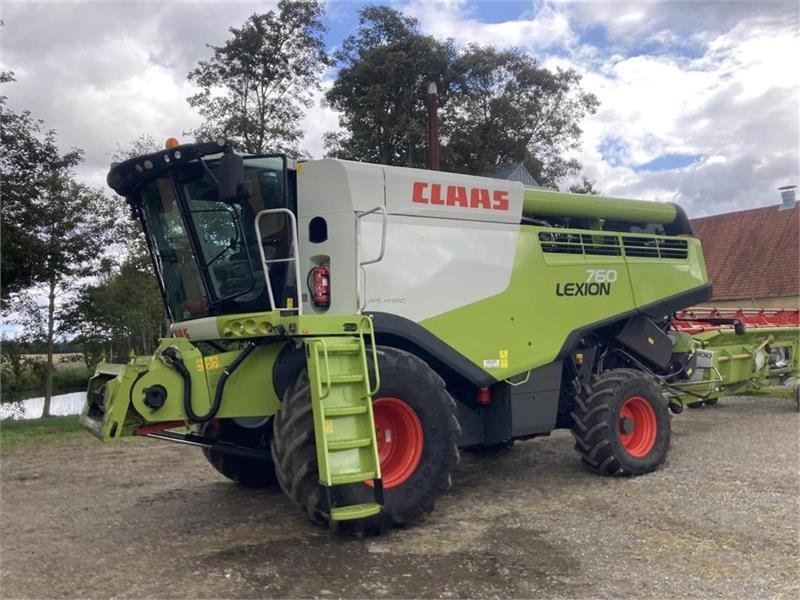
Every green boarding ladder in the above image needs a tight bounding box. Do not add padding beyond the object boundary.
[305,318,383,521]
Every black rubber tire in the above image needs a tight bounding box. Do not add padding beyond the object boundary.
[704,398,719,406]
[687,401,705,409]
[271,346,460,535]
[570,368,671,476]
[200,418,280,488]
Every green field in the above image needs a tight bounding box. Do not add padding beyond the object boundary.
[0,415,83,449]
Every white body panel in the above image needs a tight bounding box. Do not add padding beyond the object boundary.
[296,160,522,321]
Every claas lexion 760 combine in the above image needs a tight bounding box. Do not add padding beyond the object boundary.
[81,139,799,534]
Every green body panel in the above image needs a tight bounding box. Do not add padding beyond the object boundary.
[81,337,283,440]
[217,312,378,340]
[421,226,708,380]
[81,361,147,440]
[80,314,380,447]
[129,339,284,422]
[523,188,678,224]
[671,326,800,404]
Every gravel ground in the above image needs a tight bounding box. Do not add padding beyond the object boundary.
[1,395,798,599]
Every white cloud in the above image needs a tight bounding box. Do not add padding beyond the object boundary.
[403,0,576,51]
[397,0,798,215]
[1,0,797,217]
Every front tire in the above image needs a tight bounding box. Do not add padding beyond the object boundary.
[570,369,671,476]
[200,418,280,488]
[271,346,460,535]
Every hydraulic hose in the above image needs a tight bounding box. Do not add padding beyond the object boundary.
[160,342,257,423]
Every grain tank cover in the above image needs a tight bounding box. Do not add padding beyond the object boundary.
[523,188,678,225]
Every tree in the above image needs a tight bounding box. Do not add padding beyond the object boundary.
[442,45,599,187]
[0,109,82,303]
[8,172,114,415]
[62,259,166,368]
[569,177,601,195]
[59,134,167,368]
[187,0,328,154]
[111,134,161,266]
[325,12,598,189]
[325,7,456,166]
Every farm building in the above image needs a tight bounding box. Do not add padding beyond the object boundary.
[691,187,799,309]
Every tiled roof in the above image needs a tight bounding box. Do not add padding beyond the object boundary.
[691,203,799,300]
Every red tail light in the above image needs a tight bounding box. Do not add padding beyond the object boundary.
[309,265,330,308]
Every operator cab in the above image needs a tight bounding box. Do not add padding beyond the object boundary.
[108,141,296,321]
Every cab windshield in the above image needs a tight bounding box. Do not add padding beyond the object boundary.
[138,156,293,321]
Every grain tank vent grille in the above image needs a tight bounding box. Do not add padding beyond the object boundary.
[537,230,689,260]
[538,232,622,256]
[622,237,688,259]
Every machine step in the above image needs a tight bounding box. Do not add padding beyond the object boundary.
[327,437,373,450]
[329,374,365,384]
[330,502,382,521]
[324,405,369,417]
[306,332,383,522]
[329,471,377,485]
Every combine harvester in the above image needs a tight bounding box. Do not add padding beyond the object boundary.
[80,140,799,534]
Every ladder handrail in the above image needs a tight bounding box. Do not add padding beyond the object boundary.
[310,339,332,400]
[359,316,381,397]
[254,208,303,315]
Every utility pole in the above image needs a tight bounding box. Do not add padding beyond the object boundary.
[426,82,440,170]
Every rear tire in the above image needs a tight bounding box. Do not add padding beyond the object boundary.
[271,346,460,535]
[200,418,280,488]
[570,368,671,476]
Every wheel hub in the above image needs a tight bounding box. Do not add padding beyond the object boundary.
[619,416,635,435]
[370,397,424,489]
[618,396,657,458]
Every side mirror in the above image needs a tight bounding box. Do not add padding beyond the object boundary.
[218,147,245,203]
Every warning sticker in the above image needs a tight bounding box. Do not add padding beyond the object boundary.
[483,359,500,368]
[499,350,509,369]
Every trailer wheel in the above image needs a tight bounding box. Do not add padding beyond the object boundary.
[200,418,280,488]
[571,369,671,476]
[271,346,460,535]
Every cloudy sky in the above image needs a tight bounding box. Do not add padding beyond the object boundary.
[2,0,798,217]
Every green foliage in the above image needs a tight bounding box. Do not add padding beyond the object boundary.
[0,108,83,303]
[62,259,165,367]
[443,45,599,187]
[187,0,328,154]
[325,8,599,188]
[325,7,456,166]
[569,177,601,195]
[111,134,162,267]
[0,350,89,401]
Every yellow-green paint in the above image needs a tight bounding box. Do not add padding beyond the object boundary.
[217,312,373,340]
[523,188,678,224]
[673,325,800,404]
[82,337,284,440]
[421,225,709,380]
[305,335,383,521]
